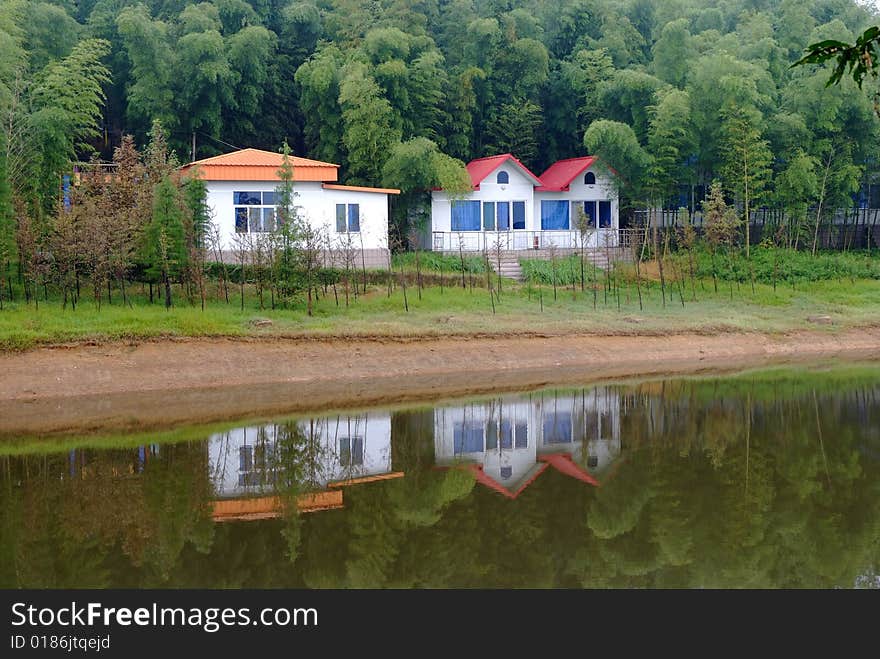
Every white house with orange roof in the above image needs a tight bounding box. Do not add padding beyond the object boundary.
[429,153,618,252]
[180,148,399,267]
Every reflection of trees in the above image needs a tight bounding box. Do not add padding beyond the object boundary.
[2,375,879,588]
[0,443,213,587]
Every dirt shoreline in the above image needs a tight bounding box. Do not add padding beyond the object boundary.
[2,329,880,437]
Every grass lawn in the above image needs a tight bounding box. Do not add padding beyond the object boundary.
[1,275,879,350]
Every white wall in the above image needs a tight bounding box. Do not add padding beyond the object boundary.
[206,180,390,252]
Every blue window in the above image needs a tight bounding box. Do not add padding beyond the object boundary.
[335,204,360,232]
[451,200,481,231]
[483,202,496,230]
[515,422,528,448]
[573,201,596,228]
[500,466,513,480]
[497,202,510,230]
[512,201,526,230]
[584,172,596,185]
[543,412,573,444]
[235,208,248,233]
[599,201,612,228]
[348,204,360,232]
[541,200,569,230]
[234,191,262,205]
[261,191,275,206]
[496,171,509,184]
[454,421,484,454]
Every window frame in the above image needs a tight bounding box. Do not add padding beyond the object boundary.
[233,190,277,234]
[335,203,361,233]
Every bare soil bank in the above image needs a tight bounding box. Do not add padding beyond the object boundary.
[2,329,880,437]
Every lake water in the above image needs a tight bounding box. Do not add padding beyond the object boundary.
[2,363,879,588]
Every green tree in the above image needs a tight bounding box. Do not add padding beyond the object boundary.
[583,119,651,195]
[338,63,402,185]
[143,176,187,309]
[718,105,774,258]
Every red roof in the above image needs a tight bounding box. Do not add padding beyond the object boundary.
[465,154,543,190]
[536,156,599,192]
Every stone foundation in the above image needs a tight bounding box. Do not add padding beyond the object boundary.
[212,248,391,269]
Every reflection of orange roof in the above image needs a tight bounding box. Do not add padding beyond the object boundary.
[181,148,339,182]
[328,471,405,488]
[323,183,400,195]
[212,491,344,522]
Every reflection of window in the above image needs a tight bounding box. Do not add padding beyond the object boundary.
[500,420,513,449]
[234,191,277,233]
[454,421,484,454]
[339,436,364,466]
[497,171,509,184]
[486,421,498,450]
[500,466,513,479]
[587,455,599,468]
[584,172,596,185]
[335,203,360,233]
[239,446,253,471]
[451,200,481,231]
[600,411,612,439]
[515,422,528,448]
[543,412,572,444]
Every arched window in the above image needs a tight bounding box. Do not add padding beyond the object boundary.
[496,170,509,184]
[584,172,596,185]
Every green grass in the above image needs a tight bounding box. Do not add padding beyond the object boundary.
[2,273,880,351]
[391,251,488,273]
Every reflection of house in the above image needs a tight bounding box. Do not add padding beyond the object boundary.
[207,413,403,521]
[433,389,621,498]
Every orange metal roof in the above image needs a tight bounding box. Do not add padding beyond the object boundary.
[322,183,401,195]
[181,148,339,182]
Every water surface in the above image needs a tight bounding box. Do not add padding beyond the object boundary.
[2,364,879,588]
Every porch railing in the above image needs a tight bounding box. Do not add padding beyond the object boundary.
[431,229,621,252]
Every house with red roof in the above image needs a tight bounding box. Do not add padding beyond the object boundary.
[180,148,399,267]
[430,154,619,253]
[433,388,621,498]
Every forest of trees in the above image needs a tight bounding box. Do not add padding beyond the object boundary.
[1,0,880,308]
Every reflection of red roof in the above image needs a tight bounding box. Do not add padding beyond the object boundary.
[466,463,549,499]
[539,453,600,486]
[536,156,598,192]
[465,154,543,189]
[440,452,600,499]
